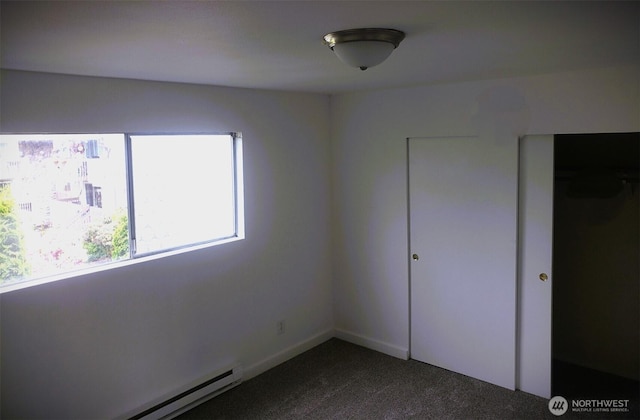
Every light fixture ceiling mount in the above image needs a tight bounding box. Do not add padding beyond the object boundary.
[323,28,406,71]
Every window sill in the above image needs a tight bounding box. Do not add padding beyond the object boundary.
[0,235,244,295]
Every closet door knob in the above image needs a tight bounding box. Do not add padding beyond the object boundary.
[412,253,419,261]
[539,273,548,281]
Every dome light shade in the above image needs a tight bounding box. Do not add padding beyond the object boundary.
[323,28,405,70]
[332,41,395,70]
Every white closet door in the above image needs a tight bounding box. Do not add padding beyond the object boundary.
[518,135,554,398]
[409,136,518,390]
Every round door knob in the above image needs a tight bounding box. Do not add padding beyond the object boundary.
[539,273,548,281]
[412,253,419,261]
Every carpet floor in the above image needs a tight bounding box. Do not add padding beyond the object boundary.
[177,338,562,419]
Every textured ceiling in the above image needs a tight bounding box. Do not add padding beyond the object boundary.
[1,1,639,94]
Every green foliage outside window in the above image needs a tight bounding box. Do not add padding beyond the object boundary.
[0,185,31,282]
[83,210,129,262]
[112,211,129,259]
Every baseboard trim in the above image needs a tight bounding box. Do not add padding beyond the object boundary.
[244,328,334,380]
[334,328,409,360]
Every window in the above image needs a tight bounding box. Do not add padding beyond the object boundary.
[0,133,243,290]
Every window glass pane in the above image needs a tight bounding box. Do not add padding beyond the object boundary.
[129,134,236,254]
[0,134,127,286]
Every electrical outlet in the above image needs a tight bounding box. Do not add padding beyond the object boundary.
[277,320,285,335]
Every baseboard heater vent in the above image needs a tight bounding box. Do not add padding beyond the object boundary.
[129,365,243,420]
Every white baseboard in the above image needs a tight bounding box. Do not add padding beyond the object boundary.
[334,328,409,360]
[243,328,334,380]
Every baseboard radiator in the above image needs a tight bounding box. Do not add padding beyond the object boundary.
[129,365,243,420]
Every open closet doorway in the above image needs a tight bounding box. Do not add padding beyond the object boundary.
[552,133,639,416]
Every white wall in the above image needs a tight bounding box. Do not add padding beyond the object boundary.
[2,64,639,418]
[0,70,333,419]
[330,65,640,357]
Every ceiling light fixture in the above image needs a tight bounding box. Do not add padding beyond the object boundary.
[323,28,405,71]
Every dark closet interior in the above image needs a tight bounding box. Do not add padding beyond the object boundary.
[552,132,639,417]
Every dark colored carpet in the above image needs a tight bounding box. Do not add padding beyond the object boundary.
[177,338,555,419]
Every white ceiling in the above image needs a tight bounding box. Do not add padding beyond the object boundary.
[1,1,639,94]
